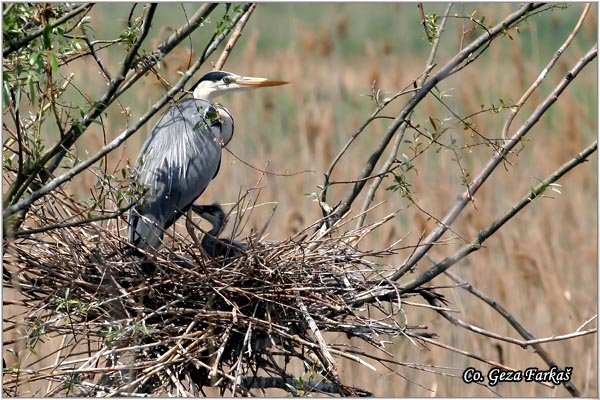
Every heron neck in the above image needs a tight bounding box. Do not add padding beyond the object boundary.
[192,87,217,102]
[206,223,223,238]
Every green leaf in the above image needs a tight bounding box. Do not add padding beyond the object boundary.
[27,74,36,105]
[42,23,52,49]
[428,116,438,132]
[29,51,40,66]
[49,53,59,73]
[2,81,10,110]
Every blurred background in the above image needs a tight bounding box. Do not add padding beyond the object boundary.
[4,3,598,396]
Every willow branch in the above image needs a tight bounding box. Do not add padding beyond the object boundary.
[3,4,94,57]
[356,3,453,229]
[390,44,598,281]
[213,3,257,71]
[329,3,543,224]
[114,3,219,99]
[399,139,597,290]
[502,3,592,138]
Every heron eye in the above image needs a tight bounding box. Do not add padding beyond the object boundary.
[222,76,233,84]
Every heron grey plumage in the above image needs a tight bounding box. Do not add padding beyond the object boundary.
[128,71,287,252]
[191,203,245,258]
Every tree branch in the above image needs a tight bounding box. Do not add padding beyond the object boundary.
[356,3,453,229]
[502,2,592,138]
[390,44,598,281]
[213,3,257,71]
[443,270,584,396]
[2,4,94,57]
[328,3,544,224]
[113,3,220,99]
[399,139,597,290]
[12,205,133,237]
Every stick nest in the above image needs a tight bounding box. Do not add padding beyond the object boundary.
[4,205,441,397]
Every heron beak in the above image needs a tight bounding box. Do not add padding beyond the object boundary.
[233,76,289,88]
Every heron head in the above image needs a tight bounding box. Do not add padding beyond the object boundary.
[192,203,227,231]
[192,71,288,101]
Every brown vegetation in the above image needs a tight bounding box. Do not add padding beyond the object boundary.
[3,3,597,397]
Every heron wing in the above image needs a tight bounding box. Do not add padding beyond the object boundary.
[128,99,225,250]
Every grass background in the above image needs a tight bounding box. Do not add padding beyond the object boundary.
[4,2,598,397]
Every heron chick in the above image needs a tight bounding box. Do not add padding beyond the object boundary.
[127,71,287,252]
[191,203,245,258]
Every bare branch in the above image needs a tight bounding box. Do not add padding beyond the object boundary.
[213,3,257,71]
[424,284,597,347]
[502,3,593,139]
[391,44,598,281]
[417,3,431,42]
[329,3,544,224]
[12,205,133,237]
[417,336,553,390]
[443,270,583,396]
[399,139,597,289]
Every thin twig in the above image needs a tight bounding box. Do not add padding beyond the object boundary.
[390,44,598,281]
[501,3,592,139]
[417,336,554,389]
[400,139,597,290]
[443,270,584,397]
[213,3,257,71]
[3,4,94,57]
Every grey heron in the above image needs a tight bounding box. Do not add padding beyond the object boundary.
[191,203,245,258]
[128,71,287,252]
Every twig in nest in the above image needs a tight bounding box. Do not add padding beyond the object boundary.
[4,198,442,396]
